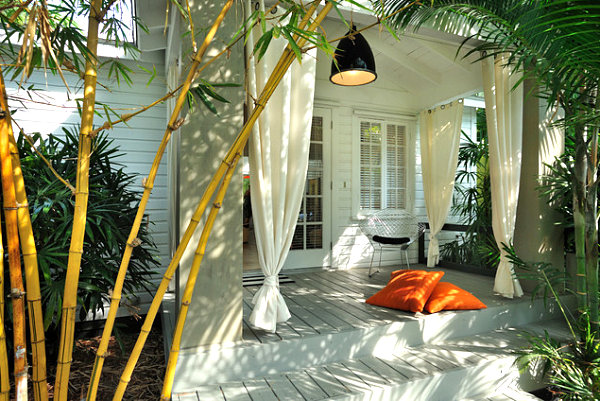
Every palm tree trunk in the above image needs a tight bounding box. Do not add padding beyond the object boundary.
[573,122,587,315]
[54,0,101,399]
[84,2,235,400]
[114,3,333,399]
[0,76,49,401]
[0,67,27,401]
[586,92,600,333]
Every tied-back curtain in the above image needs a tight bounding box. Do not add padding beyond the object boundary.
[246,1,317,332]
[419,100,464,267]
[481,54,524,299]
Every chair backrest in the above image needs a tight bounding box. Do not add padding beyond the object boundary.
[359,209,418,239]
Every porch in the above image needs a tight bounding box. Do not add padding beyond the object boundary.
[165,265,572,400]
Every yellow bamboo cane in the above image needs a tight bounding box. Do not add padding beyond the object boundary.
[9,134,48,401]
[0,307,9,401]
[0,69,49,401]
[54,0,101,399]
[113,3,333,399]
[85,2,235,400]
[0,67,27,401]
[0,202,8,401]
[160,152,241,400]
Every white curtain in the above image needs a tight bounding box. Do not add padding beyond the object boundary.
[482,54,524,298]
[420,100,464,267]
[246,1,317,332]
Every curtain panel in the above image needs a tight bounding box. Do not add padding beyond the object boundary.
[246,1,317,332]
[482,54,524,299]
[419,100,464,267]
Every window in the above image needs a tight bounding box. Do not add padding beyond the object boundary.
[291,115,324,250]
[356,118,409,214]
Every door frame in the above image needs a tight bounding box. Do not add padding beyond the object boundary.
[283,106,332,269]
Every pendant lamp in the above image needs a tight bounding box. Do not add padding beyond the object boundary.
[330,25,377,86]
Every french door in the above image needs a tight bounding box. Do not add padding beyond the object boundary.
[284,107,331,269]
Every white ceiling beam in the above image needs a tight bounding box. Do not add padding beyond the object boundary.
[405,36,474,74]
[363,31,442,85]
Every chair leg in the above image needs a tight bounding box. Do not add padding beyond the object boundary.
[404,248,410,269]
[377,246,382,274]
[368,245,375,277]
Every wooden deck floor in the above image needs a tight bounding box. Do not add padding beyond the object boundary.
[170,265,569,400]
[242,265,522,344]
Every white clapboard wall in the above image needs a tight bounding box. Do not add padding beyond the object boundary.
[6,55,169,317]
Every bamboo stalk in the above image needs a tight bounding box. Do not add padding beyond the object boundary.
[0,66,27,401]
[0,192,8,401]
[0,306,9,401]
[86,2,236,400]
[9,136,48,401]
[0,69,48,401]
[54,1,101,399]
[160,153,241,400]
[112,3,333,399]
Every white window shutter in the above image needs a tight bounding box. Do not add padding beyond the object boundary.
[358,119,407,211]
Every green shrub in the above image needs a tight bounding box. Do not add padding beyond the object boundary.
[4,129,159,330]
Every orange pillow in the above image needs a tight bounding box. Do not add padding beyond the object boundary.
[424,282,487,313]
[366,270,445,313]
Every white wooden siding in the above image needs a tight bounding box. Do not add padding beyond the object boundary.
[6,57,169,297]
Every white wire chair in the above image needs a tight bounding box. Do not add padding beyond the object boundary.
[359,209,425,277]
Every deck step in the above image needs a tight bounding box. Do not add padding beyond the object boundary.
[176,319,569,401]
[172,293,573,389]
[459,386,544,401]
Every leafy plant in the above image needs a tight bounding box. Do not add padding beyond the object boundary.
[4,129,159,330]
[441,108,499,269]
[506,247,600,400]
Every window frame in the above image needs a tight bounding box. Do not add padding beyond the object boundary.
[352,112,415,219]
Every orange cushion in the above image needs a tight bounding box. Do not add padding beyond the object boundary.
[424,282,487,313]
[366,270,445,312]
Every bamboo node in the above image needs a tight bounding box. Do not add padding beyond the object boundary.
[182,300,191,306]
[0,110,6,119]
[213,202,222,209]
[15,345,26,359]
[16,201,29,208]
[10,288,26,299]
[3,205,18,210]
[169,118,185,131]
[128,238,142,247]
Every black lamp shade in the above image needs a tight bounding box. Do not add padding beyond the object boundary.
[330,26,377,86]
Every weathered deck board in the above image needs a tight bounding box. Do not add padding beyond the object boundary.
[242,379,278,401]
[358,356,410,383]
[378,354,427,381]
[264,375,305,401]
[408,347,460,371]
[292,275,392,326]
[341,359,390,388]
[220,383,252,401]
[285,370,328,401]
[194,386,224,401]
[306,366,351,398]
[326,362,372,393]
[177,393,199,401]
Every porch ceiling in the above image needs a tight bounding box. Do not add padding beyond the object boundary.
[317,16,483,112]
